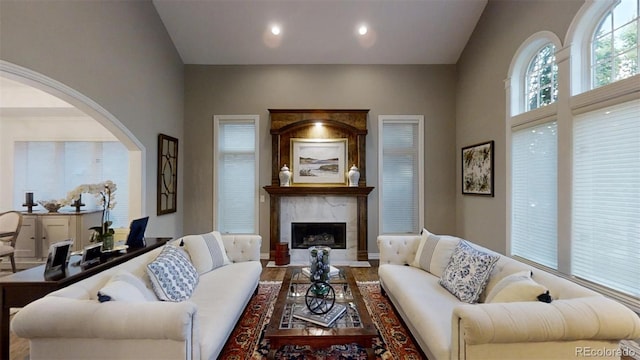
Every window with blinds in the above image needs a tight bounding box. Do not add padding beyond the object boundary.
[13,141,129,227]
[572,99,640,297]
[511,121,558,269]
[213,115,259,234]
[378,115,424,234]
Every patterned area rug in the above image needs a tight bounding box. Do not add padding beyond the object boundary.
[219,281,424,360]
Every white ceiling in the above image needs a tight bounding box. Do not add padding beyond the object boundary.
[152,0,488,65]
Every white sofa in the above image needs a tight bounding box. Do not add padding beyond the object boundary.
[377,233,640,360]
[11,232,263,360]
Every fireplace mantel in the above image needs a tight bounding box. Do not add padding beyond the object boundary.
[266,109,373,261]
[264,186,373,197]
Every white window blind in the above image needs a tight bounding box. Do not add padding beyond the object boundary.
[379,116,423,234]
[572,99,640,297]
[13,141,129,227]
[214,116,258,234]
[511,121,558,269]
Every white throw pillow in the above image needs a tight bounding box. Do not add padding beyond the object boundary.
[97,270,157,302]
[439,240,499,303]
[181,231,231,275]
[412,228,460,277]
[485,270,549,303]
[147,245,199,302]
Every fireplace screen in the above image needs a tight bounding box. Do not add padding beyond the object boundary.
[291,222,347,249]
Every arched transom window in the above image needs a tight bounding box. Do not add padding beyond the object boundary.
[591,0,639,88]
[525,43,558,111]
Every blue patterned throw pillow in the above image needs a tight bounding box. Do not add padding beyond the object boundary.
[147,245,199,302]
[439,240,499,303]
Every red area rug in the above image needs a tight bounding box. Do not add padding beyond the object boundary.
[219,281,424,360]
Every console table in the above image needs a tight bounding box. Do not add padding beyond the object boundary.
[0,237,170,359]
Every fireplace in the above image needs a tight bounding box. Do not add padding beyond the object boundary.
[264,109,373,261]
[291,222,347,249]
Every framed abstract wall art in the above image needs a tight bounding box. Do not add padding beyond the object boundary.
[461,140,494,196]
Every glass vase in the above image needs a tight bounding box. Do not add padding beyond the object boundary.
[308,246,331,282]
[101,235,114,251]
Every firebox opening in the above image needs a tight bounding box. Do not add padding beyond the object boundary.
[291,222,347,249]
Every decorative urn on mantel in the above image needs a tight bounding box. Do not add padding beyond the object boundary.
[279,165,291,186]
[348,165,360,187]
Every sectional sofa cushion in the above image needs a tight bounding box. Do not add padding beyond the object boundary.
[181,231,231,275]
[97,270,157,302]
[411,228,460,277]
[485,270,549,303]
[147,245,199,302]
[439,240,499,303]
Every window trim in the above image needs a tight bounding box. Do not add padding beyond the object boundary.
[212,114,259,234]
[377,115,424,235]
[565,0,618,95]
[507,31,562,116]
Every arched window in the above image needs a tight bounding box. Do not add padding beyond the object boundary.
[506,32,562,271]
[525,44,558,111]
[591,0,639,88]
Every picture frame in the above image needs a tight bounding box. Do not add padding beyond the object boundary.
[157,134,178,215]
[44,239,74,280]
[461,140,494,196]
[291,138,347,185]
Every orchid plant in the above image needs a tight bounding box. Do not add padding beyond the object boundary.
[66,180,117,242]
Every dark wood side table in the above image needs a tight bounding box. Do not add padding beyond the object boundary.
[0,237,170,359]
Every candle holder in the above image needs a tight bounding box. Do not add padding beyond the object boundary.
[72,195,85,212]
[22,192,36,213]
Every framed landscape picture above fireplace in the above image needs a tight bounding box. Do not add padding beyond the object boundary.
[291,138,347,185]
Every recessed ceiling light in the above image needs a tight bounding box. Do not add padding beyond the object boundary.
[271,25,281,36]
[358,25,368,36]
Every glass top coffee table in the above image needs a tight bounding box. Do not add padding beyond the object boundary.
[264,266,378,359]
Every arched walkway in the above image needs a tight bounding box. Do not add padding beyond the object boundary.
[0,60,145,220]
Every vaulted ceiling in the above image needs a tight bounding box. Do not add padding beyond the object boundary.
[152,0,487,65]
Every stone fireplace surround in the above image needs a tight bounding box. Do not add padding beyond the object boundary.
[264,109,373,263]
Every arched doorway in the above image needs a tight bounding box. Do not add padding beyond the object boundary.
[0,60,144,222]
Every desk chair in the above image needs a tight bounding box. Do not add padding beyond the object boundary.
[0,211,23,273]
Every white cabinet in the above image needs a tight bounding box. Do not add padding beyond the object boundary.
[40,216,71,255]
[15,211,102,261]
[14,216,36,258]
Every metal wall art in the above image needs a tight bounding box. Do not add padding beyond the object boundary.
[157,134,178,214]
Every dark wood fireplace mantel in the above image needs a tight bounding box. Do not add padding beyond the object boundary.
[263,186,374,196]
[266,109,373,261]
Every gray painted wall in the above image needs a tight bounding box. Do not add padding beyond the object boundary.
[455,0,583,253]
[0,0,184,238]
[184,65,457,254]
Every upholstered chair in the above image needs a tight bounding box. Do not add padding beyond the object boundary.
[0,211,23,273]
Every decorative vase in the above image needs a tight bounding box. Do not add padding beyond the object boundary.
[279,164,291,187]
[101,235,114,251]
[308,246,331,282]
[348,164,360,187]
